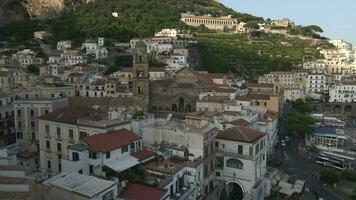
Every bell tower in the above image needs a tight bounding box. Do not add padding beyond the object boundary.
[132,40,150,104]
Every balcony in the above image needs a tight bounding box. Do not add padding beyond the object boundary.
[216,149,254,161]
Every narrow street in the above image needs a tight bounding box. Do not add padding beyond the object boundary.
[272,102,344,200]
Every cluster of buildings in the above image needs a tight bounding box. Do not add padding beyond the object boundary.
[0,35,290,200]
[180,12,296,35]
[257,39,356,102]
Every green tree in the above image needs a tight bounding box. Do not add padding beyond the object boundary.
[26,65,39,75]
[320,170,340,185]
[244,21,259,30]
[287,113,314,137]
[292,99,312,113]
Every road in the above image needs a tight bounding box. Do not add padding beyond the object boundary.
[272,102,344,200]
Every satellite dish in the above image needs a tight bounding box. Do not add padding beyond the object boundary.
[112,12,119,18]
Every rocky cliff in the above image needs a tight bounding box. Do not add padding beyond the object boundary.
[0,0,29,25]
[25,0,93,20]
[0,0,93,25]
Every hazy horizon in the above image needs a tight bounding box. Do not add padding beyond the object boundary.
[221,0,356,45]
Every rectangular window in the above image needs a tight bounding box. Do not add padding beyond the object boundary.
[56,127,61,138]
[17,121,22,129]
[46,140,51,149]
[106,151,111,159]
[68,129,74,140]
[45,124,50,134]
[121,145,128,153]
[249,146,253,156]
[238,145,243,155]
[72,152,79,161]
[30,109,35,117]
[17,132,23,139]
[47,160,51,169]
[16,109,22,117]
[30,121,35,129]
[89,151,97,159]
[57,143,61,152]
[255,143,259,154]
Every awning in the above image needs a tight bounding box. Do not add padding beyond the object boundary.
[105,155,139,172]
[292,179,305,194]
[278,181,293,196]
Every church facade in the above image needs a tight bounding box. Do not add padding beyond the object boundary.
[131,41,211,114]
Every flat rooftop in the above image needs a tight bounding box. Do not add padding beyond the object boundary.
[44,173,116,198]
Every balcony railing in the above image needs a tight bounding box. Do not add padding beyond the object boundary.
[216,149,254,160]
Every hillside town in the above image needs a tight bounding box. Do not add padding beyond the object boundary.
[0,10,356,200]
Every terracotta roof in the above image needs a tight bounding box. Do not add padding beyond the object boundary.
[248,94,271,101]
[81,129,141,153]
[213,86,236,93]
[260,110,278,122]
[217,126,265,143]
[68,96,145,109]
[226,119,251,127]
[121,183,166,200]
[38,105,95,125]
[236,96,250,101]
[132,148,155,161]
[209,73,226,78]
[197,73,213,84]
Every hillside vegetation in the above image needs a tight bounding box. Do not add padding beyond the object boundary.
[0,0,331,78]
[195,32,331,79]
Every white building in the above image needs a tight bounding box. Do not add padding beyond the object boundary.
[43,172,118,200]
[61,129,144,176]
[166,54,188,73]
[215,126,267,200]
[142,119,216,197]
[329,39,352,50]
[305,73,326,94]
[155,29,178,38]
[329,81,356,102]
[57,41,72,51]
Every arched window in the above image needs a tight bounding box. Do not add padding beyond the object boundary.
[226,158,243,169]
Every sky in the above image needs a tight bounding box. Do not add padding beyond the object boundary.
[220,0,356,45]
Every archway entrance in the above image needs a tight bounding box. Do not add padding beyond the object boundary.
[171,104,177,112]
[178,97,185,112]
[220,181,243,200]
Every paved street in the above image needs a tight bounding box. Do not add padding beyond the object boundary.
[272,103,344,200]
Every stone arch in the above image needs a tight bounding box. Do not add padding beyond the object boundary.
[333,105,342,113]
[185,104,192,113]
[344,105,352,113]
[226,158,244,169]
[178,97,185,112]
[324,104,332,112]
[171,104,177,112]
[220,181,244,200]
